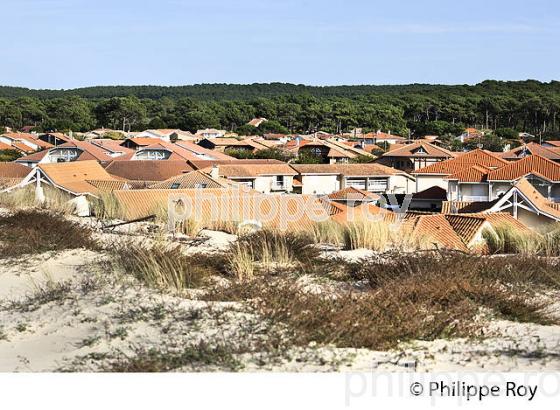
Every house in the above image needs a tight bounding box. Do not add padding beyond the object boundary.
[8,160,122,215]
[0,132,53,153]
[38,132,71,146]
[104,160,194,182]
[358,131,406,146]
[287,139,373,164]
[197,137,273,153]
[195,128,226,139]
[377,141,455,172]
[290,163,415,195]
[499,142,560,163]
[120,137,164,150]
[413,149,508,192]
[134,129,195,142]
[15,140,131,167]
[409,186,448,212]
[484,178,560,228]
[247,118,267,127]
[457,127,484,143]
[200,163,298,194]
[399,214,469,252]
[83,129,127,140]
[130,141,234,161]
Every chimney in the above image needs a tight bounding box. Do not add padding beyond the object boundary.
[210,164,220,179]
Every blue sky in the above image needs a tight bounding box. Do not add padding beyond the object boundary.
[3,0,559,88]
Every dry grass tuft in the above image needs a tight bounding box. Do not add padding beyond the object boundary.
[0,210,98,257]
[111,242,226,290]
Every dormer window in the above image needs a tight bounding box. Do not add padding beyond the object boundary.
[414,147,427,155]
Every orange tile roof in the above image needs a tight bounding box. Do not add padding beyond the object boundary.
[400,214,468,252]
[445,165,491,182]
[545,141,560,148]
[11,142,35,154]
[38,160,119,195]
[513,178,560,219]
[413,149,508,175]
[412,185,447,200]
[500,143,560,161]
[327,187,381,202]
[0,162,32,178]
[441,200,498,214]
[105,160,194,181]
[381,141,454,158]
[444,213,530,245]
[290,163,402,176]
[113,188,333,231]
[148,170,230,189]
[487,155,560,182]
[201,163,298,178]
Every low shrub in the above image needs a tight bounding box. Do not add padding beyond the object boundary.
[0,210,98,257]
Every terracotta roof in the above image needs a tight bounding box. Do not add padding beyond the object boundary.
[15,150,48,163]
[413,149,508,175]
[105,160,194,181]
[329,202,388,223]
[545,141,560,148]
[0,142,15,150]
[188,159,282,169]
[327,187,381,202]
[148,170,230,189]
[441,200,498,214]
[512,178,560,219]
[122,137,162,147]
[38,160,118,195]
[290,163,403,176]
[381,141,454,159]
[500,143,560,161]
[363,132,406,141]
[487,155,560,182]
[200,138,241,146]
[202,163,298,178]
[400,214,468,251]
[444,213,529,245]
[11,142,35,154]
[0,162,32,178]
[112,188,332,230]
[412,186,447,200]
[445,165,491,182]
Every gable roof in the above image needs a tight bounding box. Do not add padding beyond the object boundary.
[148,170,230,189]
[412,185,447,200]
[104,160,194,181]
[327,186,381,202]
[441,200,499,214]
[500,143,560,161]
[38,160,118,195]
[444,213,530,245]
[445,165,491,182]
[0,162,33,178]
[381,141,454,159]
[290,163,404,177]
[487,155,560,182]
[202,163,298,178]
[413,149,508,175]
[400,214,468,251]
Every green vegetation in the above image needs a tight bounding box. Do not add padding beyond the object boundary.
[1,81,560,139]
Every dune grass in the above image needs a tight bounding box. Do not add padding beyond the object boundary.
[483,223,560,256]
[0,209,99,258]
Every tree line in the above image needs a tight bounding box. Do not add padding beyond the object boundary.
[1,80,560,139]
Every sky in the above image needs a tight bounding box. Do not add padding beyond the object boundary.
[2,0,560,88]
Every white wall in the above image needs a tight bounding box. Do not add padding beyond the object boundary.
[416,175,448,192]
[300,175,340,195]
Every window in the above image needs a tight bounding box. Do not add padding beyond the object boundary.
[346,178,367,190]
[194,183,208,189]
[170,182,181,189]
